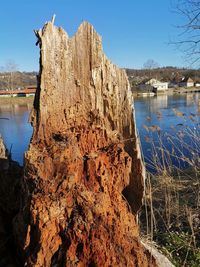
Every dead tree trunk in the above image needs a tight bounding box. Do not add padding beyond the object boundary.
[14,21,156,266]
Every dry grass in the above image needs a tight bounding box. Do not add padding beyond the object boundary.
[139,111,200,266]
[0,96,34,105]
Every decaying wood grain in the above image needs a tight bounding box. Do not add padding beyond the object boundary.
[14,21,156,266]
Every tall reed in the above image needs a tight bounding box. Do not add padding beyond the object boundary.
[139,110,200,266]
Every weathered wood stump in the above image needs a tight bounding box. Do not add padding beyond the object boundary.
[14,21,156,266]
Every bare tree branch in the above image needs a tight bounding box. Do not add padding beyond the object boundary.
[172,0,200,66]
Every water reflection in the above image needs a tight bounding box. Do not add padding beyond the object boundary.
[0,102,33,165]
[0,94,200,170]
[186,93,195,106]
[134,93,200,172]
[148,95,168,113]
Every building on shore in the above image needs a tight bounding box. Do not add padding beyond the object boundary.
[179,77,194,87]
[0,86,36,97]
[146,79,168,93]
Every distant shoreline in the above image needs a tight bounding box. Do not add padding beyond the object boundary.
[0,96,34,105]
[132,87,200,98]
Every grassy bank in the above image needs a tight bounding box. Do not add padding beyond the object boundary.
[0,96,34,105]
[139,113,200,266]
[140,170,200,266]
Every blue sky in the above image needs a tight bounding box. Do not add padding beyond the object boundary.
[0,0,185,71]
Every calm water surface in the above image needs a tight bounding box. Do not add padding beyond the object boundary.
[0,101,33,165]
[134,93,200,172]
[0,94,199,169]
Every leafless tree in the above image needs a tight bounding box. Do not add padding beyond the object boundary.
[173,0,200,66]
[143,59,159,70]
[4,60,18,90]
[143,59,160,83]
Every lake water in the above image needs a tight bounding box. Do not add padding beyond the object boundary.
[0,94,199,170]
[134,93,200,172]
[0,101,33,165]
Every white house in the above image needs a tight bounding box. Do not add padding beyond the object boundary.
[179,77,194,87]
[195,82,200,87]
[153,82,168,91]
[145,79,168,92]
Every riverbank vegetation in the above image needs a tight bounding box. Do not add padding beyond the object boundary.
[126,67,200,87]
[139,111,200,266]
[0,95,34,105]
[0,71,37,90]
